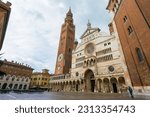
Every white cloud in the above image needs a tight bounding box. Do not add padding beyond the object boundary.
[1,0,110,73]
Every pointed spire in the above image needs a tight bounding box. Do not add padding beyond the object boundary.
[67,7,73,17]
[87,19,91,28]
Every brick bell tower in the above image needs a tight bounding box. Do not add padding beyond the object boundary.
[55,8,75,75]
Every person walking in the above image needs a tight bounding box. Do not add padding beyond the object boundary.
[128,86,134,99]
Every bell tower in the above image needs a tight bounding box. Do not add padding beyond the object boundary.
[55,8,75,75]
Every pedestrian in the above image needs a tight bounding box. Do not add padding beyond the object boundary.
[128,86,134,99]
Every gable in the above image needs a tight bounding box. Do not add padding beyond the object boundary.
[80,28,100,39]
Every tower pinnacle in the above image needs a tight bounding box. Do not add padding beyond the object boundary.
[87,20,91,28]
[66,7,72,17]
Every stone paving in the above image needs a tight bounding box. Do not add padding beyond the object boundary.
[0,91,150,100]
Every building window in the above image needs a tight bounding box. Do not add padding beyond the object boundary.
[6,76,9,81]
[108,42,111,45]
[12,77,15,81]
[113,8,115,12]
[76,62,83,68]
[97,54,113,63]
[123,16,127,22]
[0,76,3,80]
[127,26,133,35]
[68,48,71,53]
[136,48,144,62]
[76,72,79,77]
[26,79,28,82]
[108,66,115,72]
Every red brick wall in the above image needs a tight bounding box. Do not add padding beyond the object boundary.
[135,0,150,27]
[55,11,75,75]
[0,61,33,77]
[114,0,150,86]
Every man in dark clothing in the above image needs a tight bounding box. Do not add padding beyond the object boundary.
[128,86,134,99]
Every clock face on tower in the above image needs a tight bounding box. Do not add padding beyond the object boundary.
[58,53,64,62]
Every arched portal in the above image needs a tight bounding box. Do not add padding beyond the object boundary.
[19,84,23,90]
[97,79,102,92]
[2,83,7,89]
[103,78,110,93]
[14,84,18,90]
[118,77,126,92]
[84,69,95,92]
[110,78,118,93]
[23,85,27,90]
[118,77,126,86]
[60,82,64,91]
[8,84,13,89]
[76,80,80,91]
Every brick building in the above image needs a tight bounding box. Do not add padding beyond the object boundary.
[0,59,33,77]
[55,8,75,75]
[0,0,11,50]
[107,0,150,93]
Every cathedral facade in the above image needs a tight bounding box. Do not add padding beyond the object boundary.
[50,18,130,93]
[69,22,130,93]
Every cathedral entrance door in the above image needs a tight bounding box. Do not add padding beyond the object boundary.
[84,69,95,92]
[111,78,118,93]
[91,80,95,92]
[76,84,78,91]
[112,83,117,93]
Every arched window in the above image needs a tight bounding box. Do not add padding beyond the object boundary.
[123,16,127,22]
[14,84,18,89]
[12,78,15,81]
[128,26,133,35]
[104,43,107,46]
[9,84,13,89]
[2,83,7,89]
[23,85,27,90]
[136,48,144,62]
[19,84,23,90]
[76,72,79,77]
[69,48,71,53]
[26,78,28,82]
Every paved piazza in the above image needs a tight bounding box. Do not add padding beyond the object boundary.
[0,92,150,100]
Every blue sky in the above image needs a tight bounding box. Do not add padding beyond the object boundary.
[1,0,110,73]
